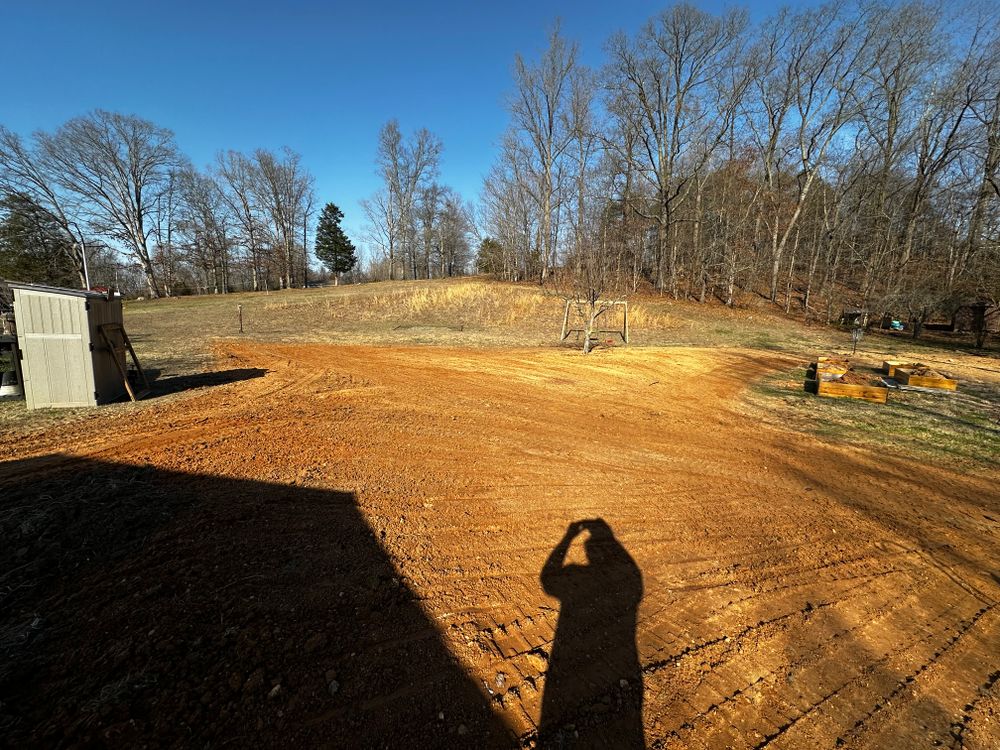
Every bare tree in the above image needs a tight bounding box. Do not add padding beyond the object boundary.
[479,132,539,281]
[959,19,1000,288]
[360,188,398,281]
[301,187,315,287]
[371,120,442,280]
[510,24,578,282]
[565,64,599,262]
[753,4,880,303]
[252,148,313,289]
[417,182,443,279]
[436,190,474,277]
[176,168,232,294]
[0,126,92,287]
[554,223,631,353]
[216,151,268,291]
[151,170,181,296]
[37,110,182,297]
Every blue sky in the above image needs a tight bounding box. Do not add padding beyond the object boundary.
[0,0,788,247]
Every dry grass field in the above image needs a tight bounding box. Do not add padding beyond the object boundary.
[1,278,998,748]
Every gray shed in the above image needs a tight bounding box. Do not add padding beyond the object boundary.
[10,283,144,409]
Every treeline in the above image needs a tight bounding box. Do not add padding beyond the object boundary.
[0,111,320,297]
[1,111,479,295]
[479,1,1000,335]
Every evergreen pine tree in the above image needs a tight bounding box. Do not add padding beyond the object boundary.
[314,202,357,285]
[0,193,78,286]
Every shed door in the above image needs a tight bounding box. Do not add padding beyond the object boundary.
[14,292,95,408]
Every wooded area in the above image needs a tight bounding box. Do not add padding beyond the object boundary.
[478,1,1000,339]
[0,113,324,297]
[0,112,479,297]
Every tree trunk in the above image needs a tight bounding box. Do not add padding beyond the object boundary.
[784,228,800,314]
[965,88,1000,274]
[139,239,161,298]
[972,303,988,349]
[582,302,599,354]
[669,220,680,299]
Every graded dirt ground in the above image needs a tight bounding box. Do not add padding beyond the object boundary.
[2,340,998,748]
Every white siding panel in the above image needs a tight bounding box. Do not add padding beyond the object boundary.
[14,290,95,409]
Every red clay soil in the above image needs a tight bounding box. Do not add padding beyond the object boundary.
[1,344,998,748]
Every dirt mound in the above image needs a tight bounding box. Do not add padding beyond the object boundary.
[837,370,884,386]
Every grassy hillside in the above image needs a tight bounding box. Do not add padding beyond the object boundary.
[2,277,998,473]
[122,277,849,375]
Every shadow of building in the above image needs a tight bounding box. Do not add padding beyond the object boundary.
[0,456,511,747]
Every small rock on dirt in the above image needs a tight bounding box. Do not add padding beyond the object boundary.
[304,633,328,653]
[526,652,547,672]
[243,668,265,693]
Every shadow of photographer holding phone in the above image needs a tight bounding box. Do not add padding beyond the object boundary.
[539,518,645,748]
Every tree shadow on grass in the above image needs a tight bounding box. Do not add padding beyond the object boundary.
[539,519,645,748]
[0,457,511,747]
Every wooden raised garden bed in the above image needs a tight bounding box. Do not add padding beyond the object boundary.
[882,360,919,378]
[805,364,888,403]
[894,367,957,390]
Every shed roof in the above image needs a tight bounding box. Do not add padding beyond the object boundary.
[7,282,110,301]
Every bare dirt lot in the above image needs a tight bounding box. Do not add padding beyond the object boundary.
[2,333,999,748]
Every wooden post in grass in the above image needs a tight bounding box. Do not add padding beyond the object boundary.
[238,304,244,334]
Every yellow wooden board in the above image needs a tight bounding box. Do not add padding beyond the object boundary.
[816,379,889,403]
[895,369,957,390]
[882,360,919,377]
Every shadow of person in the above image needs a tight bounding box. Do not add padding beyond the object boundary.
[539,519,644,748]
